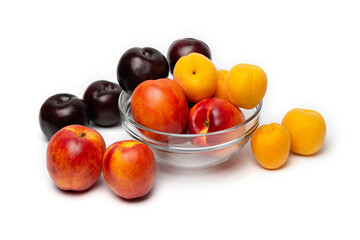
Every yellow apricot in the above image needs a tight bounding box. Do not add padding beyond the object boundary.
[173,53,217,103]
[226,63,267,109]
[281,108,326,155]
[251,123,291,170]
[212,69,230,101]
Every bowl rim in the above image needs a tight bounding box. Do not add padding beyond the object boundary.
[124,119,259,153]
[118,90,262,138]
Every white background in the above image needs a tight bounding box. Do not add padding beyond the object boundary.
[1,0,359,239]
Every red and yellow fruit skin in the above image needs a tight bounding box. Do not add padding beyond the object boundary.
[188,98,245,146]
[251,123,291,170]
[46,125,106,191]
[227,63,267,109]
[102,140,156,200]
[131,78,188,141]
[281,108,326,155]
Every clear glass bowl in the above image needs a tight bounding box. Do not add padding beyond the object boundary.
[119,91,262,170]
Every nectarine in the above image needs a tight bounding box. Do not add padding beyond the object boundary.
[188,98,245,146]
[131,78,188,141]
[102,140,156,199]
[46,125,106,191]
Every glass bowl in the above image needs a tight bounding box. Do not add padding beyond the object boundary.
[119,91,262,170]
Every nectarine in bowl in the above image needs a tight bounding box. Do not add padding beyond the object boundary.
[119,91,262,170]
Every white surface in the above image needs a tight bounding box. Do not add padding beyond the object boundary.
[1,0,359,239]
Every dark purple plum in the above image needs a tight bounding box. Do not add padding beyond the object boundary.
[83,80,122,126]
[117,47,169,94]
[167,38,212,74]
[39,93,89,140]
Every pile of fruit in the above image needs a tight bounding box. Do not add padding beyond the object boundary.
[39,38,326,200]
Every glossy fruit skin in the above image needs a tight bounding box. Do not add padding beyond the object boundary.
[282,108,326,155]
[188,98,245,146]
[167,38,212,74]
[102,140,156,199]
[83,80,122,126]
[131,78,188,141]
[173,53,218,103]
[117,47,169,94]
[227,63,267,109]
[46,125,106,191]
[251,123,291,170]
[39,93,89,140]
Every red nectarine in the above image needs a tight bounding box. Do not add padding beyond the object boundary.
[131,78,188,141]
[102,140,156,199]
[46,125,106,191]
[188,98,245,146]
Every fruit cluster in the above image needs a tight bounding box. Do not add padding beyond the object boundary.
[40,78,157,199]
[40,37,327,201]
[47,125,156,199]
[39,80,122,140]
[126,39,267,143]
[251,108,326,169]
